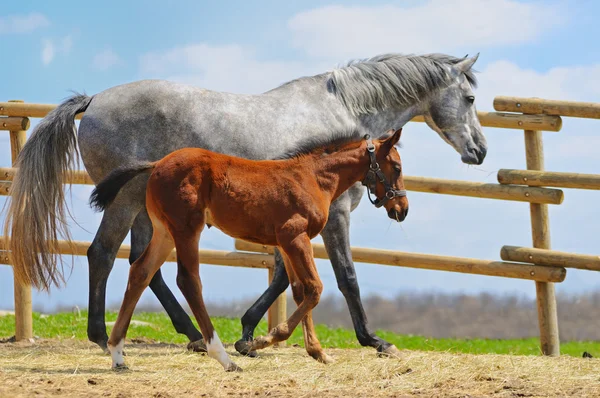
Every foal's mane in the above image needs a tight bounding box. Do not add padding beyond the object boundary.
[274,129,401,161]
[273,53,478,116]
[273,130,362,160]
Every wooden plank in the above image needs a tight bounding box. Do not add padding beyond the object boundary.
[234,240,566,283]
[524,129,560,357]
[0,100,562,131]
[0,239,275,270]
[495,96,600,119]
[501,246,600,272]
[0,167,94,184]
[0,117,29,131]
[497,169,600,190]
[404,176,564,205]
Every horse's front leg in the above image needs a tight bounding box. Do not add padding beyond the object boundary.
[320,188,401,357]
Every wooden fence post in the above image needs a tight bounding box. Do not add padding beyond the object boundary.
[8,100,33,342]
[524,129,560,356]
[267,259,287,347]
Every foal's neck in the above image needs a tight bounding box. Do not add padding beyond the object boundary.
[308,144,370,203]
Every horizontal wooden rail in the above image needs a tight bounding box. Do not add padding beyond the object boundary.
[498,169,600,190]
[235,240,566,283]
[0,168,94,184]
[0,239,274,269]
[501,246,600,272]
[404,176,563,204]
[0,168,564,205]
[0,101,562,131]
[0,117,29,131]
[494,96,600,119]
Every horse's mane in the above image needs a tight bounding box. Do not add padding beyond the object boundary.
[273,53,477,116]
[329,53,477,116]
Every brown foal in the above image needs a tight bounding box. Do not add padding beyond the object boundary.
[90,128,408,372]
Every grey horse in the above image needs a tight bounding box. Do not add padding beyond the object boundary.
[4,52,486,358]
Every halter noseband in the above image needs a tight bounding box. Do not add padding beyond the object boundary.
[361,134,407,208]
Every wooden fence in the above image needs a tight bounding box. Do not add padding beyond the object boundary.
[0,96,599,356]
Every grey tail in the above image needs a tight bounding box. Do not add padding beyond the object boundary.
[90,163,155,212]
[2,93,93,291]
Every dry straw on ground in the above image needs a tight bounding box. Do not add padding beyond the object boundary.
[0,339,599,397]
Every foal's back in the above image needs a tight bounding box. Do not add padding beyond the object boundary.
[146,148,328,246]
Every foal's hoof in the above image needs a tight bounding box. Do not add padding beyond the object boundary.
[187,339,207,353]
[234,339,258,357]
[315,352,335,364]
[377,344,402,358]
[226,362,243,372]
[112,363,129,371]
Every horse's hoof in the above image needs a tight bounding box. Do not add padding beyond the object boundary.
[377,344,402,358]
[226,362,243,372]
[112,363,129,371]
[187,339,207,353]
[234,339,258,357]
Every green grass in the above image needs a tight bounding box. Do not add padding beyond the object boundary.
[1,311,598,357]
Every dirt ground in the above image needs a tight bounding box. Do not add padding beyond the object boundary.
[0,339,599,397]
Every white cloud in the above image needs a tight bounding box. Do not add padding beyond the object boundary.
[288,0,566,59]
[41,35,74,66]
[41,39,54,65]
[0,13,49,34]
[93,48,122,71]
[140,43,328,94]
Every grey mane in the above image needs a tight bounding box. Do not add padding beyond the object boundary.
[328,53,478,116]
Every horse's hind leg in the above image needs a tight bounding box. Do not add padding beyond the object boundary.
[131,210,206,352]
[174,232,241,372]
[283,252,333,364]
[107,221,174,369]
[87,204,140,352]
[235,248,289,357]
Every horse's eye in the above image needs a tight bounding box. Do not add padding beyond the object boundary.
[466,95,475,104]
[394,165,402,173]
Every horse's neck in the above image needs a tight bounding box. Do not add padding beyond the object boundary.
[309,146,369,202]
[358,103,423,136]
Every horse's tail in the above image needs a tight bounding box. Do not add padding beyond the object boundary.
[89,163,155,212]
[2,94,93,291]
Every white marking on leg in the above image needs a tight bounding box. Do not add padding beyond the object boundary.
[108,339,125,368]
[206,331,235,370]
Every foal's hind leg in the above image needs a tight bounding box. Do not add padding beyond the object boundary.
[174,232,241,372]
[283,252,333,364]
[131,210,206,352]
[250,231,328,364]
[107,222,174,369]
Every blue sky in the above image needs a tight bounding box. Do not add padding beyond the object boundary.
[1,0,600,313]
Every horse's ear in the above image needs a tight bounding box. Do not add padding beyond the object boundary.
[456,53,479,72]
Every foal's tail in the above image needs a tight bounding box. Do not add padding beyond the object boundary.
[89,163,155,212]
[2,94,93,291]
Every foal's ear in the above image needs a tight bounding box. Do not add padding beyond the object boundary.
[382,128,402,149]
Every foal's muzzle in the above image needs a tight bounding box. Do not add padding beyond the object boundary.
[388,207,408,222]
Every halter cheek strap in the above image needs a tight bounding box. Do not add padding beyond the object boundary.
[361,134,407,208]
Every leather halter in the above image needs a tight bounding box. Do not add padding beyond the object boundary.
[361,134,407,208]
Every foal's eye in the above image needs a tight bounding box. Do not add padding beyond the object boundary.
[394,165,402,173]
[466,95,475,104]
